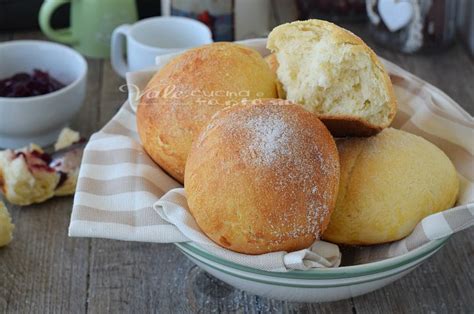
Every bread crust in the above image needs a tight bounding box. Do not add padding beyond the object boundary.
[318,115,383,137]
[137,42,278,183]
[264,54,286,99]
[264,53,278,73]
[0,201,14,247]
[323,128,459,245]
[185,100,340,254]
[267,20,397,137]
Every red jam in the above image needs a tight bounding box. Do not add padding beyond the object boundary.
[0,69,66,97]
[14,150,55,173]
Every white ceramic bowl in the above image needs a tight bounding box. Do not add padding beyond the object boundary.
[0,40,87,148]
[176,237,449,302]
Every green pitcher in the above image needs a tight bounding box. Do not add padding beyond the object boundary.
[39,0,138,58]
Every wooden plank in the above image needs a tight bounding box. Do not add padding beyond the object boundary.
[86,241,356,313]
[0,198,89,313]
[375,45,474,115]
[71,57,103,138]
[98,61,128,127]
[0,31,99,313]
[87,241,189,313]
[351,232,474,313]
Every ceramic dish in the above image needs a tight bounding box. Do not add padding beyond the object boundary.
[176,237,449,302]
[0,40,87,148]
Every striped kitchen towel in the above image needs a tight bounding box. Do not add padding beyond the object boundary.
[69,39,474,271]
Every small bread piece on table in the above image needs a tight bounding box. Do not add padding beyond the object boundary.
[185,99,340,254]
[54,127,80,151]
[267,19,397,136]
[51,128,84,197]
[137,42,279,183]
[0,201,14,247]
[0,130,83,205]
[323,128,459,245]
[0,145,60,206]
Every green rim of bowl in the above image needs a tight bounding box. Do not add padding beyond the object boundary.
[176,236,449,280]
[179,249,426,288]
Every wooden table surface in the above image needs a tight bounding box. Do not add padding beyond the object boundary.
[0,26,473,314]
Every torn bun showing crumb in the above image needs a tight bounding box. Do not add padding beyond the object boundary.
[267,19,397,136]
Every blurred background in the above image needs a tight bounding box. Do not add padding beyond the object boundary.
[0,0,472,55]
[0,0,472,147]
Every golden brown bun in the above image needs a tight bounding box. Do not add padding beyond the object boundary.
[0,145,60,206]
[137,42,278,183]
[323,128,459,245]
[264,53,278,73]
[264,54,286,99]
[0,201,14,247]
[267,20,397,137]
[318,116,386,137]
[185,99,340,254]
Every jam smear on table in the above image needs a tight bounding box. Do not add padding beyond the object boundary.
[0,69,66,97]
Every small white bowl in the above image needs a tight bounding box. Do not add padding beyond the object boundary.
[0,40,87,148]
[176,237,449,302]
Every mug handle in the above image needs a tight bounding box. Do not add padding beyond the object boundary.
[111,24,131,77]
[38,0,76,44]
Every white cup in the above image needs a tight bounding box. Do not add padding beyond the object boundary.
[111,16,213,77]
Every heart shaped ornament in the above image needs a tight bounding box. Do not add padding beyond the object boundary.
[378,0,414,32]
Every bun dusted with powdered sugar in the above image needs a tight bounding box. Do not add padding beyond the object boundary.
[184,99,340,254]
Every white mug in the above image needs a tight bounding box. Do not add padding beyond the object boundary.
[111,16,213,77]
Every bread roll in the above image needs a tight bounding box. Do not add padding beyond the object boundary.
[264,53,278,73]
[0,144,60,206]
[185,99,340,254]
[137,42,278,183]
[0,202,14,247]
[264,54,286,99]
[55,127,80,151]
[323,128,459,245]
[267,20,397,136]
